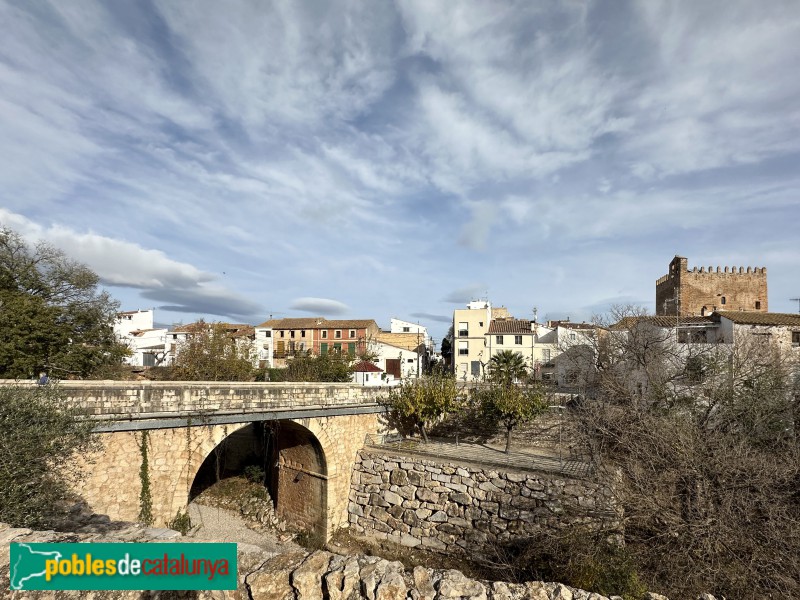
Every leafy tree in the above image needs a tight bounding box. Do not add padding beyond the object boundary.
[272,351,354,382]
[172,321,255,381]
[0,384,96,528]
[488,350,529,384]
[0,228,129,378]
[389,371,463,442]
[476,381,548,453]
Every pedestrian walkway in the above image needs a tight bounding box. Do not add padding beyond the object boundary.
[364,435,593,479]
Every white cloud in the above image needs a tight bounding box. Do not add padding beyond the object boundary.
[0,209,262,320]
[290,297,350,316]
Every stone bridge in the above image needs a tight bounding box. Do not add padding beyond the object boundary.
[5,381,391,539]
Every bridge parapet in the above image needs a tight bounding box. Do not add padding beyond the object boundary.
[0,380,390,430]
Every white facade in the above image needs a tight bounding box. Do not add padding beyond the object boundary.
[371,339,423,380]
[254,326,274,369]
[114,310,168,367]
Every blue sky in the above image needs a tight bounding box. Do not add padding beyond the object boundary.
[2,1,799,344]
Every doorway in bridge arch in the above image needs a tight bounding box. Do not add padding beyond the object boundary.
[187,421,328,538]
[271,420,328,538]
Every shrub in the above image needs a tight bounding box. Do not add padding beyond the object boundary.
[0,384,96,528]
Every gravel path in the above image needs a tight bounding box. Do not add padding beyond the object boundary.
[185,502,301,554]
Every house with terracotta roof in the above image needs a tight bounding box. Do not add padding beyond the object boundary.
[351,360,387,386]
[714,311,800,349]
[255,317,380,367]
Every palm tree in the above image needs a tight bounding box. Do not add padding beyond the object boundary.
[487,350,528,385]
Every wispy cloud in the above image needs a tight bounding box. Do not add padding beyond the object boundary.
[2,0,799,341]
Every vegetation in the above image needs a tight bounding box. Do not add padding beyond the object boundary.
[0,227,129,379]
[388,371,463,442]
[487,350,528,385]
[474,380,548,453]
[172,321,256,381]
[264,352,354,383]
[566,305,800,599]
[0,384,96,528]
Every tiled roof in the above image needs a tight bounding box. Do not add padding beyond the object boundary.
[171,322,253,334]
[322,319,379,329]
[610,316,716,330]
[487,319,533,334]
[256,317,378,330]
[256,317,326,328]
[375,332,424,351]
[715,311,800,326]
[353,361,383,373]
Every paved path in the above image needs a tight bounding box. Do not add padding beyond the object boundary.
[367,436,593,478]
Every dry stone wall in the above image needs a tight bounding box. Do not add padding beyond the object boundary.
[347,450,620,555]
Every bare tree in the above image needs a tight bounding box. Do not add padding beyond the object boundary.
[566,305,800,599]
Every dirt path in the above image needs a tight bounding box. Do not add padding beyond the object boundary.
[185,502,301,554]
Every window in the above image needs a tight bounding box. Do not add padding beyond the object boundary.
[755,301,762,309]
[496,335,504,345]
[335,330,342,339]
[320,343,328,355]
[458,341,468,356]
[301,330,306,338]
[280,331,285,338]
[479,322,483,327]
[515,335,522,345]
[471,361,481,377]
[349,330,356,338]
[321,331,328,339]
[721,296,726,305]
[291,330,295,338]
[402,326,410,332]
[458,322,468,337]
[793,331,800,347]
[407,358,414,363]
[264,331,271,338]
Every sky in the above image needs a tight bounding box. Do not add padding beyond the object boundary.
[2,0,799,344]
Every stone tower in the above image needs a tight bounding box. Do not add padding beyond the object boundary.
[655,255,768,316]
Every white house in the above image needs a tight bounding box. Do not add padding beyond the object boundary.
[254,325,274,369]
[114,310,168,367]
[351,360,390,386]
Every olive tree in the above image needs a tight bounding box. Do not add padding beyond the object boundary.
[0,384,96,528]
[389,371,463,442]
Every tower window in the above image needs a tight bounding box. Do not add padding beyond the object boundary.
[721,297,726,305]
[755,301,761,309]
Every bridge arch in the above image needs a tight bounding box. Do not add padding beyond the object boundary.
[181,420,330,538]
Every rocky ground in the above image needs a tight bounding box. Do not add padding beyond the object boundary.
[3,519,691,600]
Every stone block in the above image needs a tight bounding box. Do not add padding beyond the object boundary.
[384,490,403,506]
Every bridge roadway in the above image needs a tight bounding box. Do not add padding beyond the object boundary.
[1,380,389,432]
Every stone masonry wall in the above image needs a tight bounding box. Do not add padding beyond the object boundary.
[347,450,620,555]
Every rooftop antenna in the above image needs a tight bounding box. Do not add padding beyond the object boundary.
[791,298,800,314]
[532,306,538,323]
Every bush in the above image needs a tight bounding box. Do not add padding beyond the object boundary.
[167,510,192,535]
[243,465,265,483]
[0,384,96,528]
[483,528,647,600]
